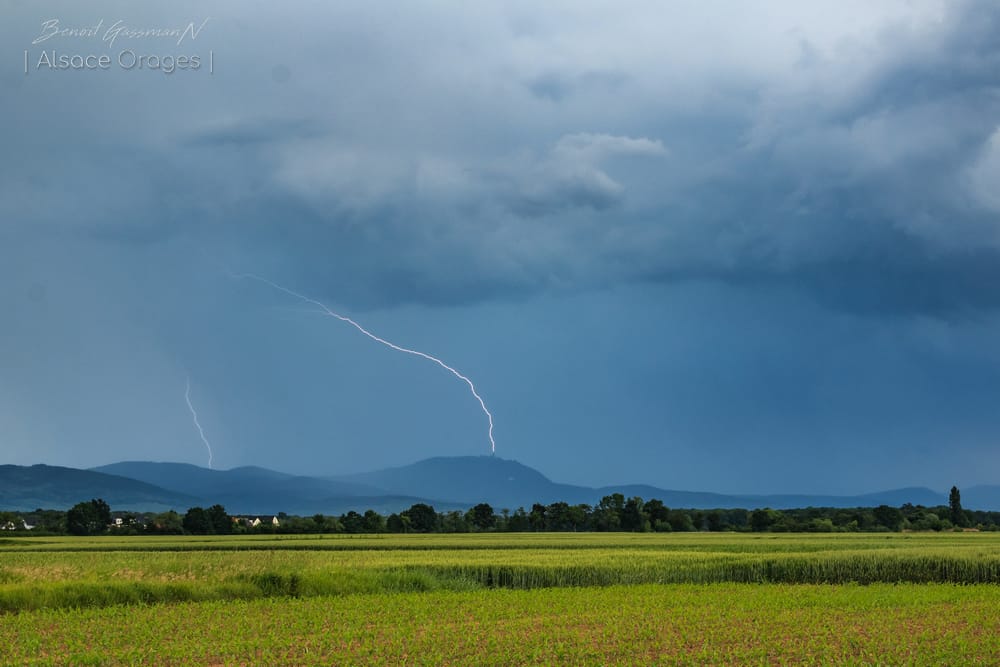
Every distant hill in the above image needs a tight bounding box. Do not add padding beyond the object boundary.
[0,464,198,512]
[336,456,577,508]
[91,461,457,515]
[335,456,950,511]
[93,462,291,498]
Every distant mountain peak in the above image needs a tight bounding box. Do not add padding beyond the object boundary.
[400,455,555,482]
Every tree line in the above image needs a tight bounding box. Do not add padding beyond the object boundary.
[2,486,995,536]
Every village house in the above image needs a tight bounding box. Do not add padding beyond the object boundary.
[232,516,281,528]
[1,519,34,531]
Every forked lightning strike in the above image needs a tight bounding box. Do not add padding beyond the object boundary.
[232,272,496,454]
[184,377,215,469]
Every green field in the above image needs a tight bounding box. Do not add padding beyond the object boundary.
[2,533,999,664]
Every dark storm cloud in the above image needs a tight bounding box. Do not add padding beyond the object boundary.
[616,0,1000,316]
[206,0,1000,316]
[5,1,997,318]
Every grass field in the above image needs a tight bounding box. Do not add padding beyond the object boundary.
[2,533,999,664]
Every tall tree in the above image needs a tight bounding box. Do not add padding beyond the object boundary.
[643,499,670,531]
[528,503,547,531]
[545,502,573,531]
[66,499,111,536]
[207,505,232,534]
[362,510,386,533]
[467,503,496,531]
[621,496,649,532]
[949,486,965,527]
[182,507,212,534]
[403,503,439,532]
[592,494,624,531]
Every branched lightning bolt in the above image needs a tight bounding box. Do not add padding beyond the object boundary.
[231,272,496,454]
[184,377,214,469]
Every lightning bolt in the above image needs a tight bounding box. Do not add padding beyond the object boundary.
[184,377,214,469]
[231,272,496,454]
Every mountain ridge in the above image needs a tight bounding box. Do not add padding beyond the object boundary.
[0,464,200,512]
[1,456,994,512]
[91,461,456,514]
[335,456,953,510]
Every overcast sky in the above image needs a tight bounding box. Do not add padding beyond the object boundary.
[2,1,999,494]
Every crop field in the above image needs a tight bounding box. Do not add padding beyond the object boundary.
[2,533,999,664]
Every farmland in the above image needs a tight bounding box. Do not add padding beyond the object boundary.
[2,533,999,664]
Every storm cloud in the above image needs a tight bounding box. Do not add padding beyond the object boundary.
[5,1,998,312]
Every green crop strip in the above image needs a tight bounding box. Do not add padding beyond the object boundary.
[3,584,998,665]
[2,533,1000,613]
